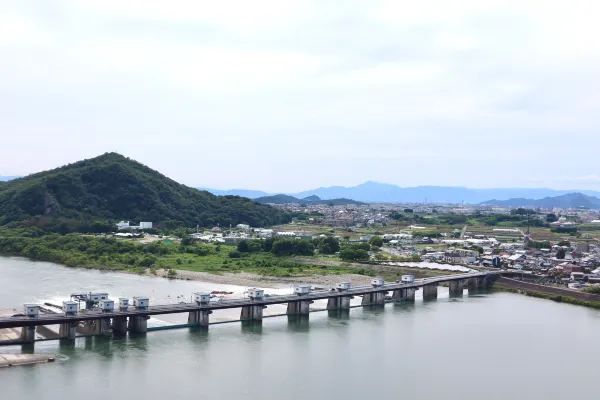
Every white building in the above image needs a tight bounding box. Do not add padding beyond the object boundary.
[116,221,130,230]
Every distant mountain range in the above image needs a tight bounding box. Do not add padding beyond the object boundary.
[200,188,270,198]
[254,194,363,206]
[0,176,19,182]
[481,193,600,209]
[204,181,600,204]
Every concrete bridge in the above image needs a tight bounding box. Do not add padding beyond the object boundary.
[0,271,498,345]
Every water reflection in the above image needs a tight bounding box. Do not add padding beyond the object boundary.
[241,320,263,334]
[327,309,350,320]
[286,315,310,332]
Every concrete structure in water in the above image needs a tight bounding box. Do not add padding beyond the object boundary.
[422,283,438,300]
[362,277,386,306]
[448,280,464,297]
[241,288,266,321]
[327,282,353,311]
[392,287,416,302]
[188,292,212,327]
[286,285,314,315]
[1,271,499,347]
[128,296,149,334]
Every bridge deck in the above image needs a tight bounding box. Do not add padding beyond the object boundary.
[0,272,493,329]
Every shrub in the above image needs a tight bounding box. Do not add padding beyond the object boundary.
[229,250,242,258]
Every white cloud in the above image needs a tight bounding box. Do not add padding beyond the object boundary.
[0,0,599,191]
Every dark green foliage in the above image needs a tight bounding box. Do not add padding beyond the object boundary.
[237,239,263,253]
[511,208,536,216]
[478,214,545,227]
[271,239,315,256]
[350,242,370,251]
[313,236,340,254]
[339,245,370,262]
[551,226,578,234]
[0,231,225,270]
[546,213,559,223]
[527,240,552,249]
[228,250,242,258]
[0,153,289,231]
[556,248,566,259]
[369,236,383,247]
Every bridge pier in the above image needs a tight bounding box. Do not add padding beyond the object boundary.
[19,326,36,343]
[361,291,386,306]
[327,295,352,310]
[240,305,265,321]
[392,288,416,302]
[59,322,77,340]
[112,316,128,337]
[80,319,101,335]
[188,310,212,327]
[422,283,438,301]
[286,300,313,315]
[128,315,149,334]
[99,318,112,336]
[468,277,489,293]
[448,280,465,297]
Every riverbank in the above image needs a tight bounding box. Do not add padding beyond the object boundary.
[151,268,374,288]
[494,276,600,309]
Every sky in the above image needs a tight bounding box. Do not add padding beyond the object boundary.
[1,0,600,192]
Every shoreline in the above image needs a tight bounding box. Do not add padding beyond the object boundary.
[151,268,374,288]
[494,277,600,309]
[1,255,457,289]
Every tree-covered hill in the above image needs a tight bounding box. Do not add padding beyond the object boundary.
[0,153,289,231]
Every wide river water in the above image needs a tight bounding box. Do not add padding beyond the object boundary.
[1,256,599,399]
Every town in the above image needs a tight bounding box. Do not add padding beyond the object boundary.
[111,200,600,296]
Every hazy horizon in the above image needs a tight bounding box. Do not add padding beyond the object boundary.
[2,1,600,192]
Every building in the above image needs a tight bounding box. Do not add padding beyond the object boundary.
[116,221,130,230]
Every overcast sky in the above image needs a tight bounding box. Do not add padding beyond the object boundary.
[1,0,599,192]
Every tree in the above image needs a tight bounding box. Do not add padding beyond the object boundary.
[546,213,559,223]
[339,247,369,262]
[271,239,314,256]
[556,248,566,259]
[369,236,383,248]
[228,250,242,258]
[314,236,340,254]
[237,240,249,252]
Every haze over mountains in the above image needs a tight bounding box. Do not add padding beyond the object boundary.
[205,181,600,205]
[254,194,363,206]
[481,193,600,209]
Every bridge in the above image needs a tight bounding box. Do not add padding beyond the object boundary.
[0,271,498,345]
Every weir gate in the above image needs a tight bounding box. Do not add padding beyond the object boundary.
[0,271,497,345]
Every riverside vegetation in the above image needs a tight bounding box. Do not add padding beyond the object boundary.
[0,228,444,280]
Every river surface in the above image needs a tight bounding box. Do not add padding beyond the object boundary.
[1,256,599,400]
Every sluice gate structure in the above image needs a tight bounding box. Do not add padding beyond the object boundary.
[0,272,497,346]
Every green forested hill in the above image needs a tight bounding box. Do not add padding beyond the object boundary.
[0,153,289,230]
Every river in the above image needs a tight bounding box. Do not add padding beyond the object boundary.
[1,256,599,399]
